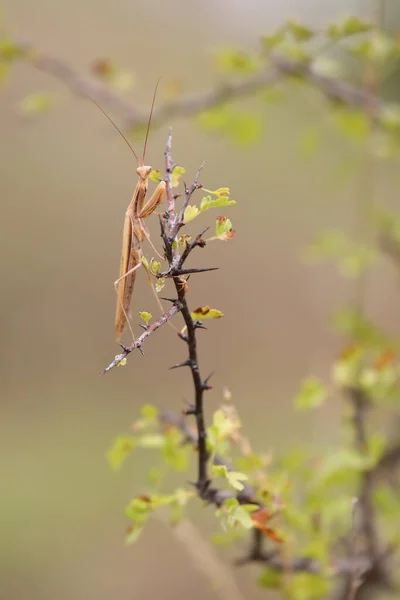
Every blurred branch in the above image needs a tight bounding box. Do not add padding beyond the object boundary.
[11,43,391,129]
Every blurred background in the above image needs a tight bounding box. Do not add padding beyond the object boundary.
[2,1,400,599]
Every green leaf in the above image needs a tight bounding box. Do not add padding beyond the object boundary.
[191,306,224,319]
[141,404,158,420]
[155,277,165,293]
[20,92,53,115]
[141,256,150,270]
[226,471,248,491]
[106,436,136,470]
[211,528,245,546]
[380,105,400,134]
[334,108,370,141]
[287,20,314,42]
[261,28,286,51]
[294,377,327,411]
[285,573,330,600]
[139,311,152,325]
[333,308,387,348]
[351,32,397,64]
[212,464,228,478]
[172,166,185,188]
[215,216,233,237]
[183,204,199,223]
[137,434,165,448]
[258,568,282,589]
[162,429,190,471]
[315,449,374,487]
[374,484,400,518]
[0,37,25,61]
[199,195,236,213]
[327,17,373,40]
[125,523,144,545]
[232,504,254,528]
[125,496,152,522]
[150,260,161,275]
[215,49,259,73]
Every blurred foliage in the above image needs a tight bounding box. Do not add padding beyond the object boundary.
[3,8,400,600]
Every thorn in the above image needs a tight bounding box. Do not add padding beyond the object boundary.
[120,344,130,351]
[138,324,148,331]
[160,297,178,304]
[193,320,207,330]
[176,267,219,275]
[202,372,215,390]
[178,332,188,342]
[183,405,196,416]
[169,359,193,370]
[138,346,144,356]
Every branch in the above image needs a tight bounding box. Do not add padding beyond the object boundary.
[102,300,182,374]
[159,409,259,505]
[12,44,391,131]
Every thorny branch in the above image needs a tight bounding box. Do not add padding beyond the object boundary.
[102,300,183,374]
[162,143,210,493]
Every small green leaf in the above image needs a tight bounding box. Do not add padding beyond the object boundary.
[137,434,165,448]
[141,256,150,270]
[183,204,199,223]
[294,377,327,411]
[258,569,282,589]
[191,306,224,319]
[226,471,248,491]
[150,260,161,275]
[141,404,158,420]
[106,436,136,470]
[334,108,370,141]
[149,169,162,183]
[0,37,25,61]
[285,573,330,600]
[162,429,190,471]
[125,523,144,545]
[199,195,236,213]
[212,464,228,478]
[215,49,259,73]
[232,505,254,528]
[287,20,314,42]
[315,449,374,487]
[261,28,286,51]
[215,216,233,237]
[333,308,387,348]
[155,277,165,293]
[20,92,53,115]
[125,496,152,521]
[139,311,152,325]
[327,17,373,40]
[351,32,396,63]
[172,166,185,187]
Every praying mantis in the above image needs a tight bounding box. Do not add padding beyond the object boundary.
[89,83,167,342]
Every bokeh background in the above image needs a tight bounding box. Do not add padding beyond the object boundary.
[2,1,400,599]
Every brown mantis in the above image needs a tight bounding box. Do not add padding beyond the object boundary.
[89,84,167,342]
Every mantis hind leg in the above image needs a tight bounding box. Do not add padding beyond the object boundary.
[114,260,142,344]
